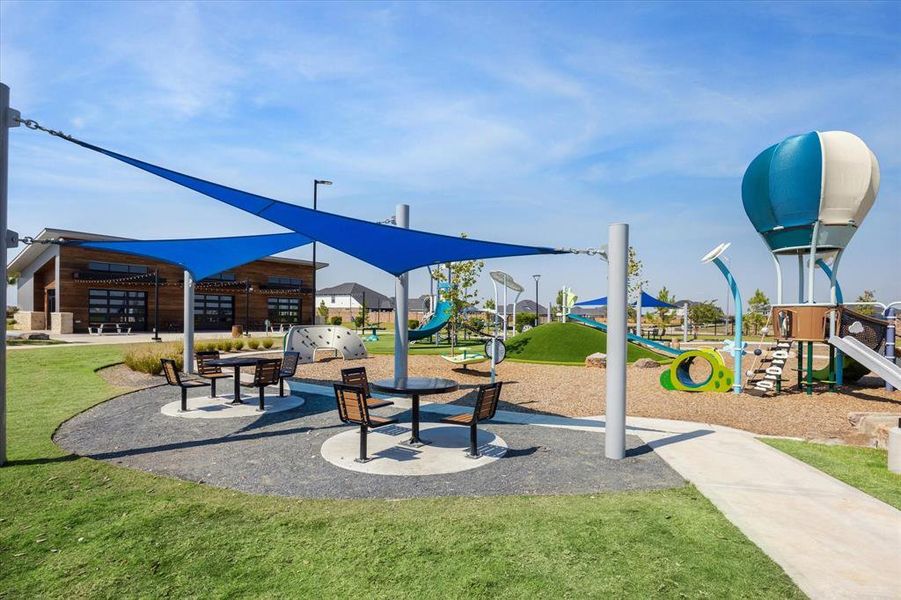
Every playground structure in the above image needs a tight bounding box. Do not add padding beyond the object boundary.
[409,282,452,342]
[660,348,733,392]
[566,312,682,358]
[283,325,369,363]
[740,130,899,395]
[490,270,523,340]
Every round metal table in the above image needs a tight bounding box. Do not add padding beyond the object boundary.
[369,377,459,447]
[207,356,272,404]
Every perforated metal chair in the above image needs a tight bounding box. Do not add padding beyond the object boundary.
[333,383,398,463]
[340,366,394,409]
[278,352,300,397]
[240,359,282,411]
[195,350,231,398]
[440,382,503,458]
[160,358,210,412]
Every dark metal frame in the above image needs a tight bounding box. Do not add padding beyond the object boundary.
[241,358,282,411]
[332,383,397,463]
[160,358,209,412]
[278,352,300,397]
[440,381,503,458]
[195,350,231,398]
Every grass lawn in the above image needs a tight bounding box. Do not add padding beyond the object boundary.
[364,332,485,356]
[762,438,901,510]
[0,345,802,598]
[506,322,670,365]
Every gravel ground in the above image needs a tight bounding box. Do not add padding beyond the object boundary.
[54,386,682,499]
[298,354,901,442]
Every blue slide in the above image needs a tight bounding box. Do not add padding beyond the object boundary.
[566,313,683,356]
[409,299,453,341]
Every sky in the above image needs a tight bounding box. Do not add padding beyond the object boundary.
[2,1,899,312]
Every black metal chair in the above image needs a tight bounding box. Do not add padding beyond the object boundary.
[195,350,231,398]
[333,383,398,463]
[439,382,503,458]
[340,366,394,409]
[278,352,300,397]
[240,359,282,411]
[160,358,210,412]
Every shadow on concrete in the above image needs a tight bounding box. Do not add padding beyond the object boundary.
[625,429,715,457]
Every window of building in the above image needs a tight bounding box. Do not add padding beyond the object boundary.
[194,294,234,330]
[268,297,301,324]
[203,272,236,282]
[87,261,148,274]
[267,276,302,287]
[330,295,336,303]
[89,289,147,330]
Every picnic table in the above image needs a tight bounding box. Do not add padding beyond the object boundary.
[207,356,274,404]
[88,323,132,336]
[370,377,459,447]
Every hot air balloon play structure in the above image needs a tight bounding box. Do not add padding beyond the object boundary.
[741,131,901,395]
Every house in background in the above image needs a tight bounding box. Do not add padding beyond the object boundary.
[8,228,322,334]
[315,282,393,325]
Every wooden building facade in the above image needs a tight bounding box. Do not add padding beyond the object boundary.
[9,229,319,334]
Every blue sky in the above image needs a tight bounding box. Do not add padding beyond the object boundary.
[2,1,899,310]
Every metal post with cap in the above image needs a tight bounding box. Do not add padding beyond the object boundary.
[1,82,20,465]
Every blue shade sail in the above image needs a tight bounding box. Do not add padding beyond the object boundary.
[637,291,676,309]
[575,296,607,307]
[73,232,313,281]
[68,139,565,276]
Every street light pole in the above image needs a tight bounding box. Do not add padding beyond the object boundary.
[312,179,332,324]
[532,274,540,326]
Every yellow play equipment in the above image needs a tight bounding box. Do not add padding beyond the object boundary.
[659,348,733,392]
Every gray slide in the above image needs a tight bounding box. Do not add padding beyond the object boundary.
[828,335,901,389]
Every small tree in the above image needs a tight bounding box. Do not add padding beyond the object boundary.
[855,290,879,316]
[317,300,329,323]
[650,286,675,333]
[356,296,369,328]
[515,312,536,333]
[689,301,723,337]
[745,288,770,335]
[430,236,485,346]
[627,246,648,300]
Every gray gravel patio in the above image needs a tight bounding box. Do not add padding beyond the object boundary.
[54,381,683,499]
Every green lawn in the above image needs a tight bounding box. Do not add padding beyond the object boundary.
[762,438,901,510]
[364,332,485,356]
[0,345,802,598]
[506,322,670,365]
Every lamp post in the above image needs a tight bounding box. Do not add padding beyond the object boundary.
[312,179,332,323]
[151,269,161,341]
[532,274,540,326]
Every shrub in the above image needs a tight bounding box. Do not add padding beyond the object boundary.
[408,319,420,330]
[516,312,536,333]
[233,338,245,351]
[216,339,235,352]
[247,338,260,350]
[353,315,365,328]
[261,338,275,349]
[124,343,183,375]
[330,316,343,326]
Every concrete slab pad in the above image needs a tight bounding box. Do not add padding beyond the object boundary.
[321,423,507,475]
[160,393,304,419]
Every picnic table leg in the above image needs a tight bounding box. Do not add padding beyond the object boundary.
[406,393,428,447]
[228,365,243,404]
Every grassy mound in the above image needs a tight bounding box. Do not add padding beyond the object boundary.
[506,322,669,365]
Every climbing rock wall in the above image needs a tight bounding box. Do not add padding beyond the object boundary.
[284,325,368,364]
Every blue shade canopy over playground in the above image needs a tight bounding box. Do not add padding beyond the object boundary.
[73,232,313,281]
[637,291,676,309]
[575,292,675,308]
[64,138,565,276]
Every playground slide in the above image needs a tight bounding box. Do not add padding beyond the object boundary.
[409,299,453,341]
[828,335,901,389]
[566,313,683,356]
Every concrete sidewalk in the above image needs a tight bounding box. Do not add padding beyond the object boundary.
[410,401,900,599]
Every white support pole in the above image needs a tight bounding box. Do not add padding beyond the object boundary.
[807,221,820,305]
[490,280,498,384]
[0,82,15,466]
[512,290,521,336]
[635,286,643,337]
[683,301,689,344]
[605,223,628,460]
[502,274,508,340]
[797,254,805,303]
[393,204,410,380]
[183,271,195,374]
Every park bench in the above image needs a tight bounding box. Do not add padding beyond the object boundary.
[332,383,398,463]
[340,366,394,409]
[160,358,210,412]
